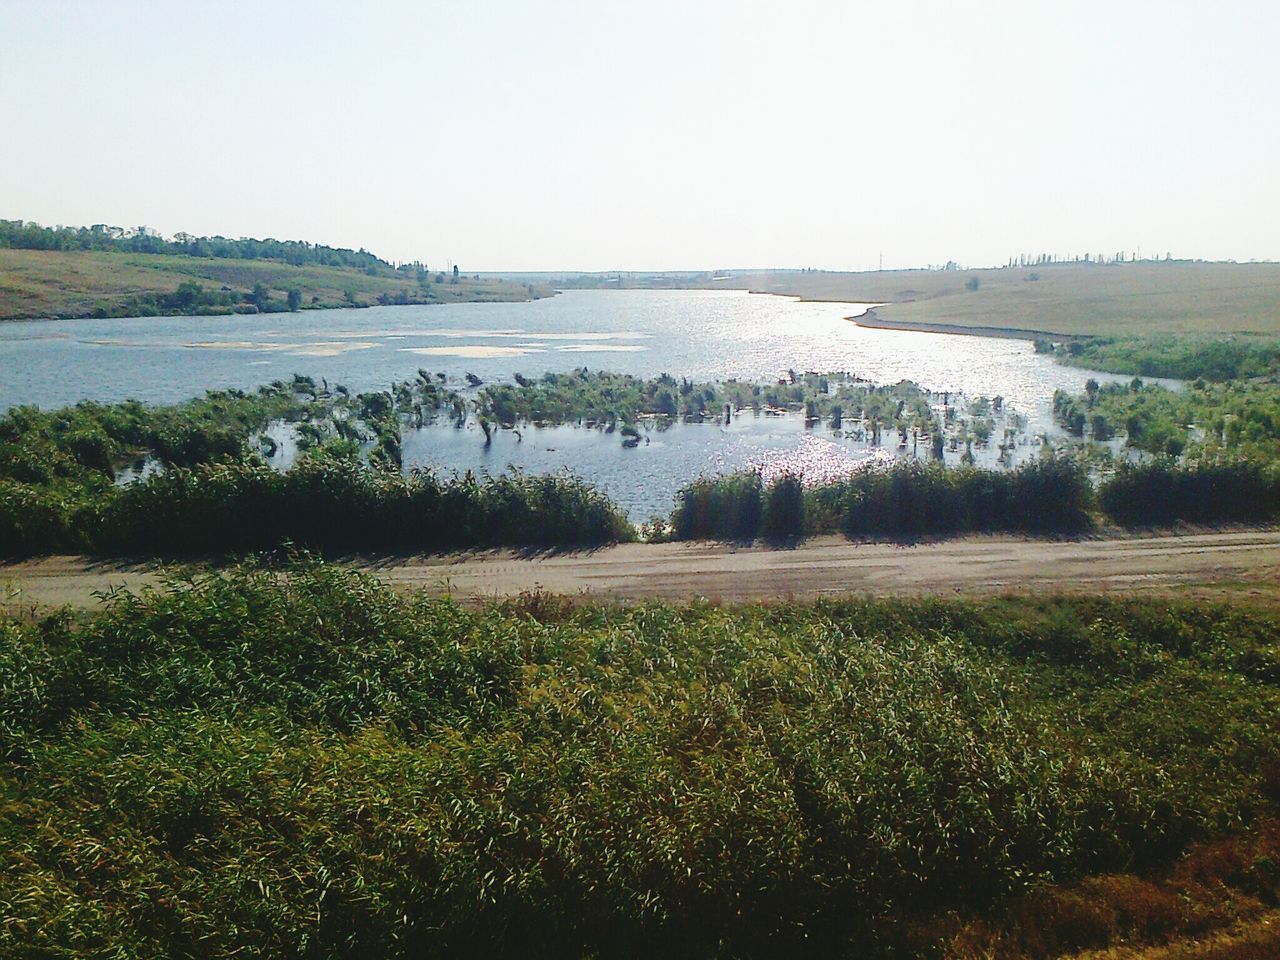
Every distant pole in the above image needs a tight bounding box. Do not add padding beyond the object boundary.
[879,251,883,272]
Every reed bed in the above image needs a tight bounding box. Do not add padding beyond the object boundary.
[2,564,1277,956]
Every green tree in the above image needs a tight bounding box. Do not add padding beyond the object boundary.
[287,289,302,312]
[248,283,271,310]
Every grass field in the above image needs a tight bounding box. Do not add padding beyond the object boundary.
[0,249,554,320]
[704,261,1280,338]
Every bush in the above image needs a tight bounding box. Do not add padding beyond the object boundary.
[760,472,805,539]
[1100,460,1280,526]
[671,471,763,541]
[833,459,1092,538]
[2,575,1278,956]
[92,458,634,556]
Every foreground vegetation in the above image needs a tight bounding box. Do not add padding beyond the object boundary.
[1,564,1278,956]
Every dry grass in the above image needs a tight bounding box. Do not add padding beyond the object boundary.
[0,249,552,320]
[715,261,1280,337]
[926,819,1280,959]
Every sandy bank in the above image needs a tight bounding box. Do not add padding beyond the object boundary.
[850,307,1084,342]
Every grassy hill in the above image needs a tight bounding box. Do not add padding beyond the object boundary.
[0,248,554,320]
[707,261,1280,337]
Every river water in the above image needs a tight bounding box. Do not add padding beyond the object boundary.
[1,289,1162,519]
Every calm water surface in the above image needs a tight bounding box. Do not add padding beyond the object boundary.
[4,290,1166,519]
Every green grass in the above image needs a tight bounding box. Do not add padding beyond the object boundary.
[0,249,554,320]
[2,564,1278,956]
[1052,333,1280,380]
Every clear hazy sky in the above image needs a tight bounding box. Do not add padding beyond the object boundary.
[3,0,1277,271]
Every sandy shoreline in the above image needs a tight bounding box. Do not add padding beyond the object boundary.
[850,307,1083,342]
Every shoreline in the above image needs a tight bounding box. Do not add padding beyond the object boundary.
[849,307,1084,342]
[0,288,559,324]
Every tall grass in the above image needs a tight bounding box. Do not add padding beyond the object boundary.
[94,457,634,555]
[670,459,1093,541]
[1099,459,1280,526]
[671,471,763,540]
[2,566,1278,956]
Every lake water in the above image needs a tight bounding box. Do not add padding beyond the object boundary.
[2,289,1163,519]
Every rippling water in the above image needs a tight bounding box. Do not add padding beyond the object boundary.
[3,289,1169,519]
[0,289,1150,410]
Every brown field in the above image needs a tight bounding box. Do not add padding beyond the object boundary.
[706,261,1280,337]
[0,248,554,320]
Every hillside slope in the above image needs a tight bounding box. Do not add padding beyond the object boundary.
[710,261,1280,337]
[0,248,553,320]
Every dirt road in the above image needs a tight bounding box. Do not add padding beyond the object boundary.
[3,530,1278,611]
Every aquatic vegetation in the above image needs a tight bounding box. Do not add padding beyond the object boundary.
[4,368,1276,558]
[2,566,1278,956]
[1055,377,1280,464]
[474,369,938,434]
[1052,333,1280,381]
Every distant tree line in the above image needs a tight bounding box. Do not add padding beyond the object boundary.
[0,219,395,272]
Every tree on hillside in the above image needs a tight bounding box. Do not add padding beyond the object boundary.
[249,283,271,311]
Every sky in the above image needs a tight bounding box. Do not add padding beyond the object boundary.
[2,0,1278,271]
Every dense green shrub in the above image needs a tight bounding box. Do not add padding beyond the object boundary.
[94,458,634,556]
[833,459,1092,537]
[671,471,763,541]
[760,472,805,539]
[1099,460,1280,526]
[1055,334,1280,381]
[669,460,1093,542]
[2,568,1278,956]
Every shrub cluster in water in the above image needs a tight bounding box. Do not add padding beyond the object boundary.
[4,371,1279,558]
[2,564,1278,956]
[1055,375,1280,462]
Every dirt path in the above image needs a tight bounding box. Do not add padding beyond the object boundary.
[4,530,1278,611]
